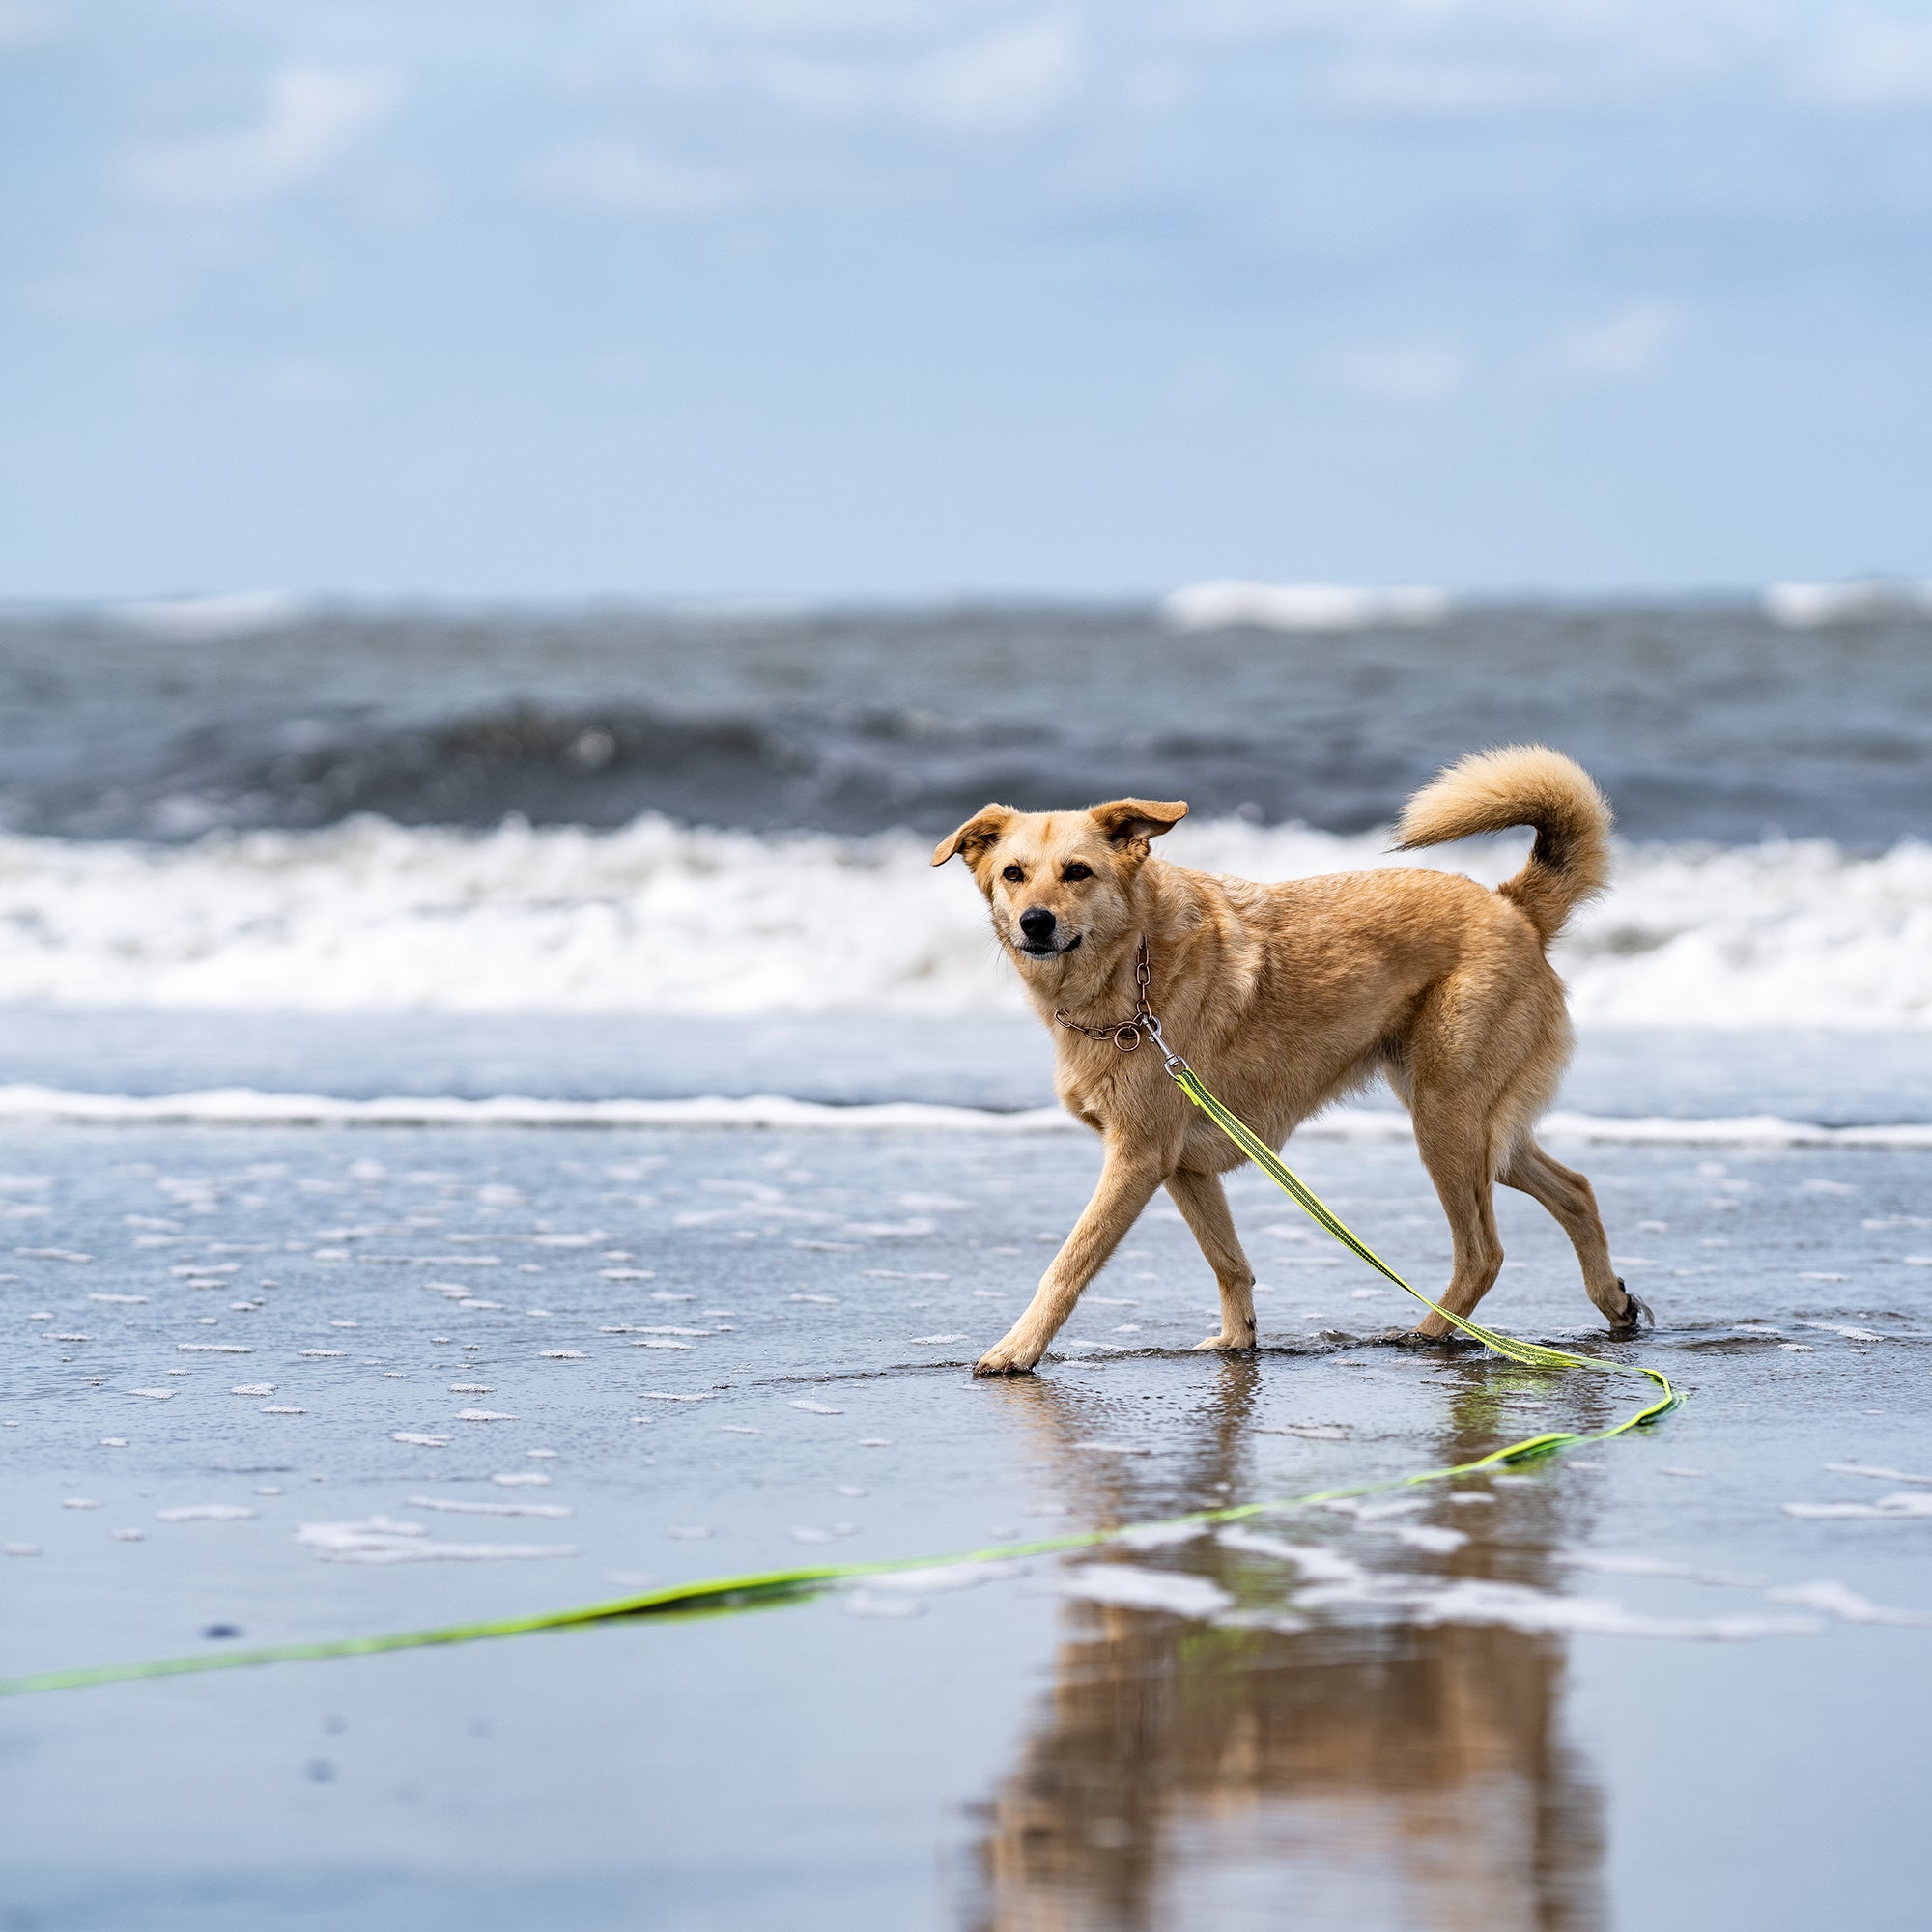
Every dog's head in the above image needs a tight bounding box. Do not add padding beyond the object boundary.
[930,798,1188,964]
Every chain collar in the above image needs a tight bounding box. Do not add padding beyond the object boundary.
[1054,937,1157,1052]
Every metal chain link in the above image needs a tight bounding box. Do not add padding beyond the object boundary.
[1054,937,1156,1051]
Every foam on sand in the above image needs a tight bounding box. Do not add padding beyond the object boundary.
[1783,1492,1932,1520]
[296,1516,577,1563]
[1409,1578,1824,1642]
[4,811,1932,1026]
[1056,1565,1236,1619]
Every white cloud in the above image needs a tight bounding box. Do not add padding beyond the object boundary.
[122,64,405,208]
[524,140,745,214]
[1550,300,1682,381]
[916,15,1082,129]
[0,0,65,46]
[1804,14,1932,109]
[519,13,1082,218]
[1320,336,1470,403]
[747,14,1082,133]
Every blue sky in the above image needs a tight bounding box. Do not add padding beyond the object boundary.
[5,1,1932,599]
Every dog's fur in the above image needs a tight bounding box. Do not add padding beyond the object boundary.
[932,745,1641,1376]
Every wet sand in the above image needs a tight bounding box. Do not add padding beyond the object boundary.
[4,1119,1929,1929]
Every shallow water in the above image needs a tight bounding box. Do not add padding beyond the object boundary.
[13,1009,1932,1124]
[4,1119,1929,1929]
[6,587,1931,1922]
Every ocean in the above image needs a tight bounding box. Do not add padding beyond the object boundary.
[4,597,1930,1931]
[3,596,1932,1053]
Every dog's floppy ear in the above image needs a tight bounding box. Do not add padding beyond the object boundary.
[931,805,1014,867]
[1090,798,1188,847]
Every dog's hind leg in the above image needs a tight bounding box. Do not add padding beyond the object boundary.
[1166,1167,1258,1350]
[976,1142,1170,1375]
[1501,1136,1648,1331]
[1407,1107,1506,1340]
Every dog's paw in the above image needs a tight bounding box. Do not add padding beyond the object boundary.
[974,1336,1043,1376]
[1192,1330,1255,1351]
[1608,1279,1655,1334]
[1381,1325,1453,1350]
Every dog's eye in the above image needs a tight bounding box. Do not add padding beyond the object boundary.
[1063,863,1093,882]
[1002,864,1024,883]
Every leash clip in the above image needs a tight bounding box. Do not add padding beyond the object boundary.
[1141,1012,1189,1076]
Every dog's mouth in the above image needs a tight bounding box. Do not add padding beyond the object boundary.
[1016,933,1082,960]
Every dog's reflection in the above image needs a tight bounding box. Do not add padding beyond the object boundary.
[964,1362,1606,1932]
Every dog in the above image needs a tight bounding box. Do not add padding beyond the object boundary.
[932,744,1644,1376]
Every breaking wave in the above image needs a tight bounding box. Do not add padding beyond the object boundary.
[2,813,1930,1025]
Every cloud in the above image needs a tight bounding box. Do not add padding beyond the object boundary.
[913,14,1082,130]
[1804,14,1932,109]
[122,64,405,208]
[745,14,1083,133]
[523,140,745,215]
[519,14,1082,219]
[0,0,65,46]
[1549,300,1682,381]
[1319,336,1470,404]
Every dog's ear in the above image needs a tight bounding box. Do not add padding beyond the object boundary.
[931,805,1014,867]
[1090,799,1188,848]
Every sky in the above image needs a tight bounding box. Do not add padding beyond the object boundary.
[4,1,1932,601]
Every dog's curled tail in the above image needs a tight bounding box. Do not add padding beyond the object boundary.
[1392,745,1612,945]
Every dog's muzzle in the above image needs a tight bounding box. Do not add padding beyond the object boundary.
[1014,907,1081,958]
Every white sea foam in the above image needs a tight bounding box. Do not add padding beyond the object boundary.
[110,590,303,640]
[4,811,1932,1026]
[1,1082,1929,1148]
[1162,581,1452,633]
[1216,1527,1369,1587]
[407,1495,573,1519]
[1114,1521,1206,1551]
[1763,579,1932,628]
[1410,1578,1824,1642]
[297,1516,577,1563]
[1783,1492,1932,1520]
[1825,1462,1932,1487]
[1056,1564,1234,1619]
[864,1559,1029,1594]
[1764,1579,1932,1626]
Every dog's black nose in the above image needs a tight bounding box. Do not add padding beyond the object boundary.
[1018,907,1057,945]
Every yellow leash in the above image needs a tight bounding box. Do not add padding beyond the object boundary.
[1152,1024,1676,1435]
[0,1055,1676,1699]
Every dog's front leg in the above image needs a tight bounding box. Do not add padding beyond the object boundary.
[975,1143,1168,1375]
[1165,1167,1257,1350]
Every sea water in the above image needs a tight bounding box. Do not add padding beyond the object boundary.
[3,599,1930,1930]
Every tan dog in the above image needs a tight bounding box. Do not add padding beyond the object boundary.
[933,744,1644,1376]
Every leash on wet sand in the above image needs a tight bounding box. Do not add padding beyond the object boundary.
[0,1005,1677,1699]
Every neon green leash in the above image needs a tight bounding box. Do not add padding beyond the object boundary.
[1145,1010,1674,1414]
[0,1051,1676,1699]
